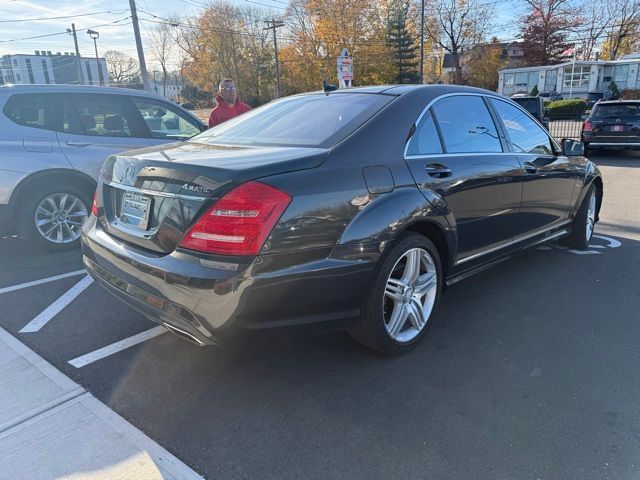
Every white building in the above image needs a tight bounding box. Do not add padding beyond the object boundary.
[0,51,108,86]
[149,79,183,101]
[498,58,640,98]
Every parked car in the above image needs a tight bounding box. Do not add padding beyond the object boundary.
[581,100,640,154]
[82,85,602,355]
[585,91,604,109]
[539,90,563,102]
[0,85,207,250]
[510,95,550,129]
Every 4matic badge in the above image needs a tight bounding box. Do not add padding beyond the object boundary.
[180,183,212,194]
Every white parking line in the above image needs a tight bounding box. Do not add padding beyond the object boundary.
[0,270,86,295]
[19,276,94,333]
[68,326,167,368]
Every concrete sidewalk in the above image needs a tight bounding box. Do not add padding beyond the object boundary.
[0,327,203,480]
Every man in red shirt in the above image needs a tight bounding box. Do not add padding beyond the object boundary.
[208,78,251,128]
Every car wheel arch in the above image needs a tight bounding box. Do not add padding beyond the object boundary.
[9,168,97,215]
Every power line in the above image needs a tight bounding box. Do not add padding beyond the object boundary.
[0,9,129,23]
[0,17,132,43]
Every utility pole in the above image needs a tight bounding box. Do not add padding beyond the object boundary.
[420,0,424,84]
[67,23,84,84]
[264,19,284,98]
[129,0,150,91]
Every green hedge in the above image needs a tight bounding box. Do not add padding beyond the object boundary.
[545,99,588,115]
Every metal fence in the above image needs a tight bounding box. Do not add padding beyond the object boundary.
[547,114,584,141]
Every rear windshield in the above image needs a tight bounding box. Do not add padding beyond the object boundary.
[195,93,391,148]
[592,103,640,118]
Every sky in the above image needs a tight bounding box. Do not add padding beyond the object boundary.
[0,0,287,70]
[0,0,524,71]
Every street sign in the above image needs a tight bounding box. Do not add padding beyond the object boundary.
[337,48,353,88]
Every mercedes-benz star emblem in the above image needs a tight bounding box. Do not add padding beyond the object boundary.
[124,164,136,182]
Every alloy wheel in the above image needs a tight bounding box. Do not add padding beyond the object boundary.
[383,247,438,343]
[34,193,88,244]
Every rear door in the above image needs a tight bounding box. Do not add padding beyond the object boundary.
[589,102,640,145]
[490,98,575,233]
[404,94,524,262]
[56,93,151,180]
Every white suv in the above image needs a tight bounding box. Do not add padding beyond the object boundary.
[0,85,206,251]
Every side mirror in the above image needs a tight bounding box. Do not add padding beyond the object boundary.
[562,138,584,156]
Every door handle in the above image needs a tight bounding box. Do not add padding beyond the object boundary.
[523,161,538,174]
[65,141,92,147]
[425,163,452,178]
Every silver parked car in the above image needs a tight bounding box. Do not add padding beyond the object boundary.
[0,85,207,251]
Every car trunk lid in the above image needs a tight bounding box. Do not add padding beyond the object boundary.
[97,141,327,254]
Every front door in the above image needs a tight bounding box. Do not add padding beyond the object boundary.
[404,95,524,262]
[490,98,575,233]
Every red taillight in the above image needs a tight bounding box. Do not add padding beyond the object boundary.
[582,121,593,132]
[179,181,292,256]
[91,190,99,216]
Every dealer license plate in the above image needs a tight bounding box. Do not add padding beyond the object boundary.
[119,192,151,229]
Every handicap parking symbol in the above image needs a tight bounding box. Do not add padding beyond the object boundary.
[537,234,621,255]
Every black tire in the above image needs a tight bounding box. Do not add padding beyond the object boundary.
[17,183,92,252]
[348,232,443,355]
[560,184,598,250]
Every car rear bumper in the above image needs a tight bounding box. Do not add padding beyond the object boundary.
[588,141,640,148]
[81,216,372,345]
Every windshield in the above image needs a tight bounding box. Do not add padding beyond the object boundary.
[194,93,391,148]
[592,104,640,118]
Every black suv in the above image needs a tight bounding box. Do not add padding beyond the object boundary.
[582,100,640,154]
[510,96,549,129]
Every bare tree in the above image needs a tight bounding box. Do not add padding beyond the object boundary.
[149,22,174,97]
[606,0,640,60]
[571,1,613,60]
[425,0,493,84]
[104,50,139,85]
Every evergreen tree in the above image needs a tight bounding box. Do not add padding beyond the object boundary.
[387,0,419,84]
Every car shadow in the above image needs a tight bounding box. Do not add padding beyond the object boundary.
[589,150,640,167]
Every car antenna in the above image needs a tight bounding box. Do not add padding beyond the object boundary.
[323,79,338,94]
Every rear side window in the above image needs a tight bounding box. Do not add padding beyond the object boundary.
[406,110,443,156]
[67,94,143,138]
[3,94,52,130]
[592,103,640,118]
[491,99,553,155]
[431,96,502,153]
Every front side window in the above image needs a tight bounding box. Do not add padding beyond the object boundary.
[69,94,139,137]
[3,94,50,130]
[431,96,502,153]
[197,93,391,148]
[406,110,443,156]
[491,99,553,155]
[131,98,201,140]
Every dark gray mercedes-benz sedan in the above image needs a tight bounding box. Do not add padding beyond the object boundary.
[82,85,602,354]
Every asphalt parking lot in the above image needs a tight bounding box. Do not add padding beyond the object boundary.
[1,153,639,480]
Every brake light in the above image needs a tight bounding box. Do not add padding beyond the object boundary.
[91,190,99,216]
[582,121,593,132]
[179,181,292,256]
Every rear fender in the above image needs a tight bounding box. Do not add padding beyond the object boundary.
[333,186,455,266]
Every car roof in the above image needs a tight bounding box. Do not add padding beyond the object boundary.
[596,100,640,104]
[0,84,172,102]
[323,84,501,97]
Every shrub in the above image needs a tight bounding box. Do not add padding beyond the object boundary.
[545,99,588,115]
[620,89,640,100]
[609,80,620,98]
[529,84,539,96]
